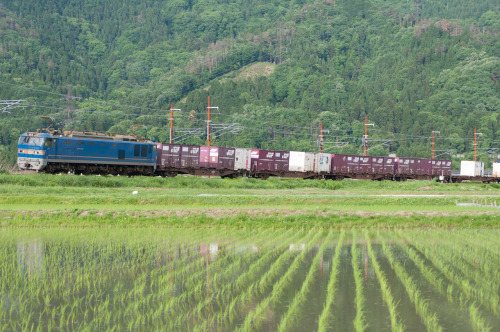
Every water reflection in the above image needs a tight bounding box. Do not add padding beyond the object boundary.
[1,229,498,331]
[17,239,43,278]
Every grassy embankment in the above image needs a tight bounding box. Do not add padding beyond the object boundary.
[0,174,499,228]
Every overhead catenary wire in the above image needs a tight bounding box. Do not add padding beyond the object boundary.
[2,77,498,151]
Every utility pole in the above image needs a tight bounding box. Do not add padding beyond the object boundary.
[207,97,211,146]
[169,104,181,144]
[206,96,219,146]
[474,127,483,162]
[363,116,374,156]
[432,130,440,159]
[320,121,324,153]
[170,104,174,144]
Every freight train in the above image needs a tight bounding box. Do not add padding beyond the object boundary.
[16,130,499,183]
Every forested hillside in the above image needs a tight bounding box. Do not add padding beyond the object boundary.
[0,0,499,168]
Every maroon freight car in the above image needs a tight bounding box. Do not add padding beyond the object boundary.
[157,143,182,168]
[383,157,396,176]
[257,150,275,171]
[180,145,200,168]
[371,157,385,175]
[432,159,452,177]
[397,158,418,176]
[218,147,235,170]
[358,156,371,174]
[200,146,219,168]
[274,150,290,172]
[417,159,433,177]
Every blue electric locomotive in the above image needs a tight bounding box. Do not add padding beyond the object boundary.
[17,130,157,175]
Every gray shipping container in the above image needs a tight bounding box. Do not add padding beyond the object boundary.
[289,151,306,172]
[315,153,331,173]
[234,148,252,170]
[304,153,316,172]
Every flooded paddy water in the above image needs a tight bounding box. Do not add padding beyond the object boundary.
[0,227,499,331]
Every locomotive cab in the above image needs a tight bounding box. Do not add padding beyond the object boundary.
[17,132,52,171]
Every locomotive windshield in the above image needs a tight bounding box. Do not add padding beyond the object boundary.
[18,136,45,146]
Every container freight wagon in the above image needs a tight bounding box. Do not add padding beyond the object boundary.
[180,145,200,168]
[460,161,484,177]
[432,160,452,178]
[234,148,252,172]
[157,144,182,168]
[257,150,275,172]
[315,153,332,175]
[371,157,385,177]
[289,151,306,172]
[396,158,418,178]
[218,147,235,170]
[273,150,290,172]
[493,163,500,177]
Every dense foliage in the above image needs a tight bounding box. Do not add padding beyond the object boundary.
[0,0,498,167]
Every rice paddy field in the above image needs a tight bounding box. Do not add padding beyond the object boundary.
[0,174,499,331]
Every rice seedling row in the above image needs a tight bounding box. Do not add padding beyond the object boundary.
[428,230,500,283]
[168,227,294,330]
[388,231,487,331]
[316,231,345,332]
[277,230,335,332]
[237,230,324,331]
[364,232,405,332]
[351,231,367,332]
[414,229,499,282]
[203,229,313,332]
[399,230,499,317]
[379,234,443,331]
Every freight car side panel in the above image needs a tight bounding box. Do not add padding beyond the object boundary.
[251,149,259,171]
[372,157,384,175]
[359,156,371,174]
[180,145,200,168]
[417,159,433,176]
[199,146,210,168]
[209,147,219,168]
[161,144,181,168]
[257,150,274,171]
[383,157,396,175]
[397,158,417,175]
[218,147,235,170]
[346,155,360,173]
[274,150,290,172]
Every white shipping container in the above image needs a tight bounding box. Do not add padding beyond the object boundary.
[304,153,316,172]
[289,151,306,172]
[315,153,332,173]
[234,148,252,170]
[493,163,500,177]
[460,160,484,176]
